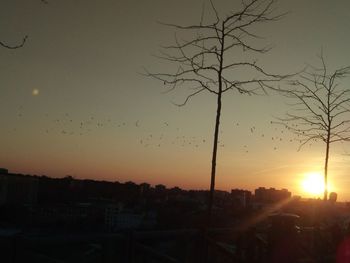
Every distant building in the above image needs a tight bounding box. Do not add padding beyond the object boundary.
[254,187,291,203]
[105,203,157,231]
[231,189,252,207]
[105,203,123,230]
[0,168,8,174]
[0,170,38,205]
[155,184,166,192]
[111,213,143,230]
[139,183,151,196]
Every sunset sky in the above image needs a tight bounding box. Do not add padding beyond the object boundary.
[1,0,350,200]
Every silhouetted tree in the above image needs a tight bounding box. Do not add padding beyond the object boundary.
[276,54,350,201]
[1,0,49,49]
[0,36,27,49]
[147,0,287,223]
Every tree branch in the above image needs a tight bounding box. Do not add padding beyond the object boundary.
[0,35,28,49]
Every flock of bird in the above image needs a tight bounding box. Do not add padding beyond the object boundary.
[12,106,305,153]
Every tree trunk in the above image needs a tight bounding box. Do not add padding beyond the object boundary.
[207,23,225,225]
[324,136,330,201]
[208,91,222,225]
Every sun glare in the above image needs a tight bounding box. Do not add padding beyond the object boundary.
[301,172,325,196]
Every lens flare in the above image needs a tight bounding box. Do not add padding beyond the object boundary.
[32,89,39,96]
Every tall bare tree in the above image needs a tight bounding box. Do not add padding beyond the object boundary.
[146,0,286,223]
[276,54,350,201]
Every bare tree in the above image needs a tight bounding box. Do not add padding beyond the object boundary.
[146,0,286,223]
[0,36,27,49]
[276,54,350,201]
[0,0,49,49]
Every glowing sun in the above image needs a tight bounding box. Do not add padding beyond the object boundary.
[301,172,325,196]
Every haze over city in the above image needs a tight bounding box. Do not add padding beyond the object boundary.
[1,0,350,200]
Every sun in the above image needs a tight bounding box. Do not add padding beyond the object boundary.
[301,172,325,196]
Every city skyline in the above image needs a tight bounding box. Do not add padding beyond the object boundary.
[1,0,350,200]
[0,167,294,200]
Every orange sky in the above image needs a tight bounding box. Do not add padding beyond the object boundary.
[1,0,350,201]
